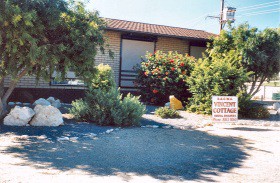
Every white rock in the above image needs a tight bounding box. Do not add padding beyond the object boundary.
[51,100,61,108]
[106,129,114,134]
[270,110,278,115]
[264,105,274,110]
[141,126,147,128]
[162,125,171,129]
[152,125,159,128]
[273,103,280,110]
[273,123,279,127]
[3,106,35,126]
[30,105,63,126]
[33,98,51,106]
[47,97,56,103]
[262,122,270,126]
[89,133,97,137]
[15,102,22,105]
[277,108,280,114]
[8,102,15,106]
[70,137,79,141]
[165,102,170,107]
[38,135,47,140]
[57,137,69,141]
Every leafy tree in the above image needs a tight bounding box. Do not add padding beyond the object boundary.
[0,0,110,116]
[208,23,280,97]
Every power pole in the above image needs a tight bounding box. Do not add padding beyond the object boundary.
[206,0,236,34]
[220,0,225,33]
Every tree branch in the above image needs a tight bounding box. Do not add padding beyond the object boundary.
[251,75,267,97]
[2,68,28,104]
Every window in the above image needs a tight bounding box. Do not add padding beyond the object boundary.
[50,71,85,86]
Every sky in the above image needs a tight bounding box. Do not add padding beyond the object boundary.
[86,0,280,34]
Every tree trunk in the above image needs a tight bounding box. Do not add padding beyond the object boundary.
[0,69,28,118]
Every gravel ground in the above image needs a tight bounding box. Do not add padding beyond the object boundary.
[0,105,279,183]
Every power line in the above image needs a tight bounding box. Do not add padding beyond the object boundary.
[236,9,280,17]
[237,3,279,12]
[237,8,280,16]
[185,11,219,26]
[237,1,279,10]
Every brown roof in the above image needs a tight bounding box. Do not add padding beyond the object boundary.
[104,18,216,40]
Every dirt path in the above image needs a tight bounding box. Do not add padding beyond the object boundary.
[0,123,279,183]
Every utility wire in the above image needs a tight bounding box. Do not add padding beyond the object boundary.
[236,9,280,17]
[237,1,279,10]
[237,3,279,12]
[185,11,219,26]
[237,8,280,16]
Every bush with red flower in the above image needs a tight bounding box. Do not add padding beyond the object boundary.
[134,51,196,105]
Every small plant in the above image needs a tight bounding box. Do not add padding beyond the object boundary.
[239,103,270,119]
[155,107,181,118]
[90,63,116,91]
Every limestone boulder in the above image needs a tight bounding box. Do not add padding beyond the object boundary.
[30,105,63,126]
[33,98,51,106]
[273,103,280,110]
[47,97,61,108]
[47,97,56,103]
[3,106,35,126]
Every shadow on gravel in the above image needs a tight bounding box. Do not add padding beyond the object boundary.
[224,127,275,132]
[1,125,249,182]
[0,118,113,141]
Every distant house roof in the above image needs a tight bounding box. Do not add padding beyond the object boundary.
[104,18,216,41]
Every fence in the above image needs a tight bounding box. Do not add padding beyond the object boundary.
[248,86,280,100]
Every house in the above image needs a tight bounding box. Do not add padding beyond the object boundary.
[6,18,216,103]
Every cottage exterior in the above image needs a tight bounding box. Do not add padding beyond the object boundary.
[6,18,216,102]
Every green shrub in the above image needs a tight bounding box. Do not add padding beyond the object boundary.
[239,98,270,119]
[90,63,116,91]
[155,107,181,118]
[240,105,270,119]
[135,51,195,105]
[71,64,145,126]
[70,88,146,126]
[187,51,250,114]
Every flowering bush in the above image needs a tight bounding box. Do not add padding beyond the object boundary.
[134,51,195,105]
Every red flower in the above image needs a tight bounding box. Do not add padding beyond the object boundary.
[180,63,184,67]
[171,67,175,71]
[144,72,148,76]
[170,59,174,63]
[153,89,158,94]
[165,72,169,75]
[158,76,161,78]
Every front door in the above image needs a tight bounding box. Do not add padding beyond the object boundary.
[120,39,154,89]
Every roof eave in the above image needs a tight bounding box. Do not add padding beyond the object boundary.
[105,27,213,42]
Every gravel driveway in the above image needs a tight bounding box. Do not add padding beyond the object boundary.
[0,106,279,183]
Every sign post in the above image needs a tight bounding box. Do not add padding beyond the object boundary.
[212,96,238,123]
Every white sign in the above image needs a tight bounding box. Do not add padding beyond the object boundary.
[212,96,238,122]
